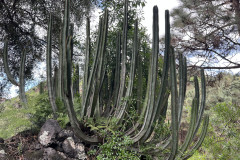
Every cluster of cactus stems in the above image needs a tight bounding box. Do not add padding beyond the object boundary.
[3,39,27,104]
[45,0,209,159]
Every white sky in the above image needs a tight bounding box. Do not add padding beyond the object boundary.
[143,0,180,36]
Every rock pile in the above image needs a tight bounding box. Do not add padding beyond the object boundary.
[0,119,88,160]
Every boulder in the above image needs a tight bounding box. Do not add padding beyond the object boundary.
[38,119,62,146]
[62,137,87,159]
[0,149,12,160]
[0,150,6,158]
[0,142,8,160]
[75,143,87,160]
[58,129,74,141]
[43,147,67,160]
[62,137,76,157]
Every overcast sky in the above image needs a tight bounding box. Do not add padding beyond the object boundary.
[142,0,240,75]
[143,0,180,36]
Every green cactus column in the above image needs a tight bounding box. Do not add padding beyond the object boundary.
[115,0,128,113]
[115,19,138,121]
[19,49,27,104]
[73,64,80,97]
[3,40,19,86]
[3,39,27,104]
[53,66,59,98]
[82,17,90,104]
[39,82,44,94]
[46,14,58,119]
[58,27,63,100]
[131,5,159,143]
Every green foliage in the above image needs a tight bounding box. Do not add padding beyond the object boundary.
[86,117,119,137]
[96,132,140,160]
[17,142,23,154]
[207,73,240,107]
[186,73,240,160]
[56,98,69,128]
[0,103,32,139]
[29,87,69,128]
[85,117,140,159]
[73,95,82,114]
[0,82,72,139]
[153,120,171,140]
[0,93,34,139]
[30,92,53,127]
[188,150,207,160]
[201,102,240,160]
[30,94,69,128]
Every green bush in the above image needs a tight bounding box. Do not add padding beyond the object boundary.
[29,92,53,127]
[30,92,69,128]
[191,102,240,160]
[96,132,140,160]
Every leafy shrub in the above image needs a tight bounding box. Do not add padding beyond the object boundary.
[184,73,240,159]
[96,132,140,160]
[191,102,240,160]
[30,92,69,128]
[29,92,53,127]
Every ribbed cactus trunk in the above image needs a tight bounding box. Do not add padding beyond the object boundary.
[3,40,19,87]
[39,82,44,94]
[114,20,138,121]
[81,10,109,118]
[114,0,128,117]
[82,17,90,104]
[53,66,59,98]
[113,32,121,106]
[46,14,58,119]
[72,64,80,97]
[131,6,159,143]
[58,27,63,100]
[137,53,143,114]
[19,49,27,104]
[3,39,27,104]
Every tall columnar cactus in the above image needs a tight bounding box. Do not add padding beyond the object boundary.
[39,81,44,94]
[72,64,80,97]
[19,49,27,104]
[46,14,58,119]
[80,9,109,118]
[58,27,63,100]
[46,0,209,158]
[3,39,27,104]
[53,66,59,97]
[82,17,90,104]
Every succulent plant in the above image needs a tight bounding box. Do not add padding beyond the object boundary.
[3,39,27,104]
[45,0,209,158]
